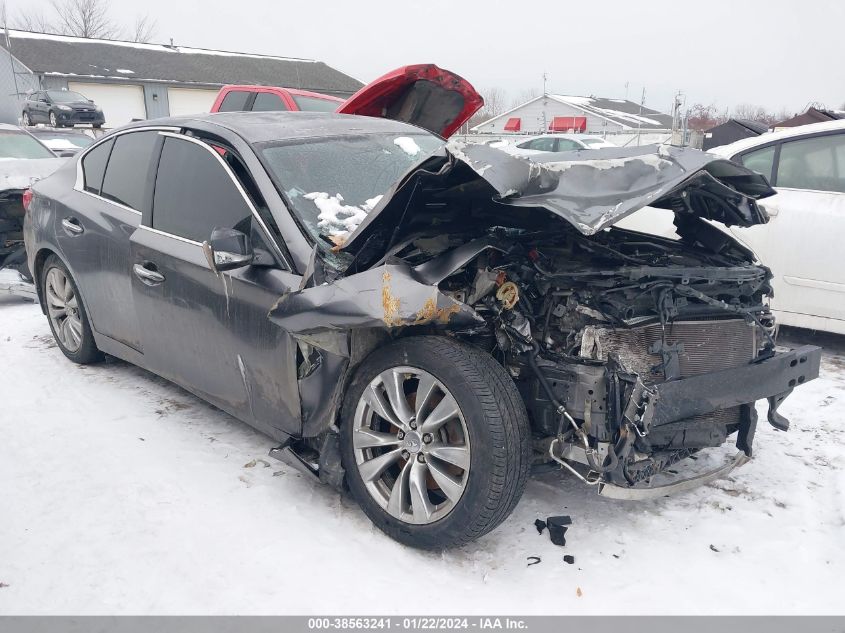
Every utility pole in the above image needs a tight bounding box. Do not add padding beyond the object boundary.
[636,87,645,146]
[542,72,548,96]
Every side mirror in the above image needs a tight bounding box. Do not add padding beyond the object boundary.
[202,227,253,272]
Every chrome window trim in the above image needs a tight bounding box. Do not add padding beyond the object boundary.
[73,125,181,192]
[154,131,291,270]
[77,189,141,216]
[138,224,203,246]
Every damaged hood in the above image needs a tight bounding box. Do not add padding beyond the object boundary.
[342,143,775,256]
[0,157,65,191]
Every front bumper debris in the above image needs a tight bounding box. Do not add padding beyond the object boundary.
[598,451,751,500]
[0,267,37,300]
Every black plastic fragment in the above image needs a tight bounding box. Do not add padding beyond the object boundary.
[527,556,541,566]
[534,519,547,534]
[546,515,572,546]
[563,555,575,565]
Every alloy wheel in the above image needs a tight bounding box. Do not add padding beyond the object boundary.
[45,267,83,353]
[49,112,57,127]
[22,112,30,126]
[352,366,471,525]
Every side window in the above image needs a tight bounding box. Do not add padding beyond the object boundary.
[776,134,845,193]
[218,90,251,112]
[530,137,556,151]
[101,131,160,211]
[252,92,288,112]
[152,137,252,243]
[556,139,581,151]
[738,145,776,182]
[81,138,114,194]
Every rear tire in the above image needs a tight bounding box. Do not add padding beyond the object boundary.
[49,111,58,128]
[40,255,102,364]
[340,335,531,549]
[22,111,31,126]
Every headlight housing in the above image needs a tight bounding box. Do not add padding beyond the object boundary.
[57,104,72,111]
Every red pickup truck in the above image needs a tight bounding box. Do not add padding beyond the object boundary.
[210,85,343,113]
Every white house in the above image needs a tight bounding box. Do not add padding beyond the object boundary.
[473,94,673,136]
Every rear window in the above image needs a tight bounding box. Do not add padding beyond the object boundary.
[252,93,288,112]
[291,95,340,112]
[218,90,251,112]
[0,130,56,159]
[101,131,159,211]
[81,138,114,194]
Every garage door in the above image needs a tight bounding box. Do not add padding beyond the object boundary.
[167,88,219,116]
[67,82,146,129]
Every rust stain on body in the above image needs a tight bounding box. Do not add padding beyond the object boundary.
[382,271,402,326]
[414,298,461,325]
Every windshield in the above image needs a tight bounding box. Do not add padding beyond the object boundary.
[36,134,94,150]
[0,131,56,159]
[48,90,88,103]
[292,95,341,112]
[260,132,443,243]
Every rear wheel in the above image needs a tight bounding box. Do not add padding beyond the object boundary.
[341,336,531,549]
[41,255,102,364]
[22,111,31,126]
[49,111,58,127]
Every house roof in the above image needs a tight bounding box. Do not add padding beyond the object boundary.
[473,94,673,131]
[731,118,769,134]
[772,107,845,129]
[1,29,363,96]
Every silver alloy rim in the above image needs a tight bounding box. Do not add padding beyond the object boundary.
[352,366,471,525]
[45,267,83,353]
[50,112,57,127]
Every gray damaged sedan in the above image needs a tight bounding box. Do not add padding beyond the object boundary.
[24,103,821,548]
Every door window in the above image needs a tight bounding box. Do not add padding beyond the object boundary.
[152,136,253,243]
[738,145,776,182]
[776,133,845,193]
[252,92,288,112]
[81,138,114,194]
[291,95,339,112]
[218,90,251,112]
[101,131,160,211]
[556,139,582,151]
[528,137,556,151]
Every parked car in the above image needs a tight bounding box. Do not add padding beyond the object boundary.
[28,128,95,157]
[210,85,343,114]
[0,124,65,299]
[24,75,820,549]
[22,90,105,129]
[504,133,617,156]
[709,120,845,335]
[620,119,845,335]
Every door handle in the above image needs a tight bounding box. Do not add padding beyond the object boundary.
[133,262,165,285]
[61,217,84,235]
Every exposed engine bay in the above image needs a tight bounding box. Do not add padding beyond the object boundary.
[268,143,822,497]
[0,189,36,299]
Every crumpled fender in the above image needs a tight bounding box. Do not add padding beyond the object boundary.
[268,238,503,343]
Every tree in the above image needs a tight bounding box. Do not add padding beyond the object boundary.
[466,87,509,130]
[686,102,728,131]
[510,88,539,109]
[129,14,156,43]
[13,0,156,43]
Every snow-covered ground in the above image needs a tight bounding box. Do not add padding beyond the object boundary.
[1,295,843,615]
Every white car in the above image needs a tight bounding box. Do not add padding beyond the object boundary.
[620,120,845,335]
[503,134,616,156]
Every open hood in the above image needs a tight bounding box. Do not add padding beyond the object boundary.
[341,143,776,262]
[336,64,484,138]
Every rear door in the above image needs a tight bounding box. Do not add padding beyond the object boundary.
[129,132,303,434]
[58,130,161,351]
[732,131,845,328]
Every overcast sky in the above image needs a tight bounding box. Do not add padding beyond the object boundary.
[14,0,845,115]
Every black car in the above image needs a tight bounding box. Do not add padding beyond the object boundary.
[23,111,821,549]
[27,128,95,157]
[22,90,105,129]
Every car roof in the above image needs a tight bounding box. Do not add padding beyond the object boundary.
[121,111,430,143]
[221,85,344,102]
[709,119,845,157]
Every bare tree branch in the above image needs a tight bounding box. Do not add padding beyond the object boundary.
[128,14,156,43]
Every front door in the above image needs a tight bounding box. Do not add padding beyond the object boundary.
[129,133,303,436]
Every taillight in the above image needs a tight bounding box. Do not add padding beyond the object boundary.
[22,188,33,211]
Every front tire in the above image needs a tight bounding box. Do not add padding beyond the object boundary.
[341,336,531,549]
[22,111,31,126]
[41,255,102,364]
